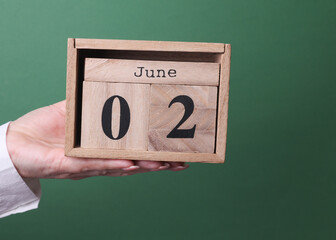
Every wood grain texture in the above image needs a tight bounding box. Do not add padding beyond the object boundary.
[81,81,150,150]
[84,58,220,86]
[215,44,231,162]
[67,148,223,163]
[148,85,217,153]
[65,38,77,154]
[75,38,224,53]
[81,50,222,63]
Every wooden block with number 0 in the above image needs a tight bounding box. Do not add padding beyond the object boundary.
[81,81,150,150]
[65,38,231,163]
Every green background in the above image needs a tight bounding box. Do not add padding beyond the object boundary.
[1,0,335,239]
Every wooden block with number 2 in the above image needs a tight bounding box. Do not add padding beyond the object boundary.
[149,85,217,153]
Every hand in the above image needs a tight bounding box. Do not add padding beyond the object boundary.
[6,100,188,180]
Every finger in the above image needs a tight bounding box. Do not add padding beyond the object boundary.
[69,169,120,179]
[70,177,86,180]
[72,171,135,178]
[105,168,157,177]
[69,165,170,180]
[169,162,189,171]
[169,162,183,168]
[135,160,170,171]
[57,155,134,174]
[68,164,153,178]
[121,165,141,172]
[105,172,133,177]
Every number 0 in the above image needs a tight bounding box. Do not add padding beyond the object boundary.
[101,95,130,140]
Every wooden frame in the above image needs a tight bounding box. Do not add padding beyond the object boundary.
[65,38,231,163]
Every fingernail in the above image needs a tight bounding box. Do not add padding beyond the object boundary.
[158,163,170,170]
[172,165,189,171]
[122,165,140,171]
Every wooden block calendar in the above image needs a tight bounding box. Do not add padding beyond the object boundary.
[65,38,231,163]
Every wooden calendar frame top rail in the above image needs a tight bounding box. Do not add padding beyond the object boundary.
[65,38,231,163]
[75,38,225,53]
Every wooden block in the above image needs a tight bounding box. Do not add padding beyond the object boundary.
[148,85,217,153]
[81,81,150,150]
[84,58,220,86]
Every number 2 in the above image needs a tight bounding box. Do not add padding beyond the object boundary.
[166,95,196,138]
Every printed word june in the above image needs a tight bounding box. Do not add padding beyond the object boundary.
[134,67,177,78]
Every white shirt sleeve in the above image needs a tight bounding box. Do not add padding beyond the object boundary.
[0,122,41,218]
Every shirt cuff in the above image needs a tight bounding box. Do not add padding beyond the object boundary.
[0,122,41,218]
